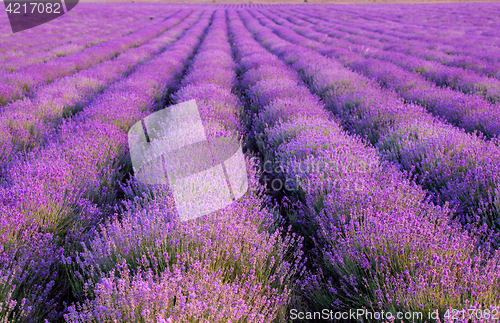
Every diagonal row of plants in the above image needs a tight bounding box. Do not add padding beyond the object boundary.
[0,9,212,322]
[64,9,302,322]
[0,11,156,72]
[246,8,500,249]
[291,5,500,78]
[287,7,500,105]
[260,7,500,139]
[231,8,500,319]
[0,10,180,106]
[0,9,193,162]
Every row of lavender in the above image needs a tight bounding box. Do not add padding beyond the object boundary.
[301,4,500,76]
[65,10,301,321]
[0,7,301,322]
[266,7,500,139]
[0,13,149,73]
[0,8,178,106]
[288,7,500,105]
[0,9,209,321]
[341,5,500,53]
[0,4,170,53]
[0,9,191,163]
[246,9,500,249]
[232,8,499,317]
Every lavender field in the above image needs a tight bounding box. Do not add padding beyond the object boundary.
[1,2,500,322]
